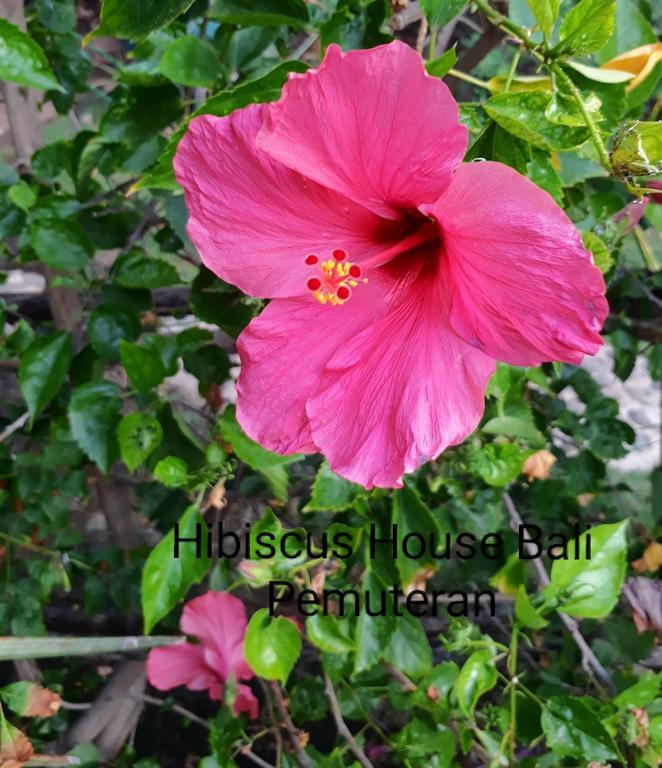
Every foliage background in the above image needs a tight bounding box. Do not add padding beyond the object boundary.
[0,0,660,766]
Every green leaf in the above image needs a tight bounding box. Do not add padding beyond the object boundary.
[141,504,210,633]
[306,613,355,654]
[303,461,362,513]
[244,608,301,682]
[613,671,661,709]
[68,382,123,473]
[515,586,549,629]
[354,569,394,674]
[91,0,195,42]
[88,304,140,362]
[159,36,220,88]
[550,520,628,618]
[208,0,309,28]
[596,0,656,63]
[392,484,441,589]
[485,92,590,150]
[153,456,189,488]
[566,59,634,83]
[526,0,559,39]
[0,18,64,91]
[220,406,300,502]
[420,0,468,28]
[118,412,163,472]
[556,0,616,56]
[583,231,614,274]
[7,181,37,212]
[119,340,167,393]
[111,248,183,289]
[29,219,93,272]
[470,443,532,487]
[426,47,457,79]
[527,149,564,205]
[541,696,621,761]
[19,332,72,419]
[455,650,498,715]
[384,611,433,678]
[482,415,546,447]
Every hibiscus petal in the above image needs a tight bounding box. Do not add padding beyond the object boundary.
[235,684,260,719]
[174,105,388,298]
[180,592,253,681]
[146,643,216,692]
[236,272,398,456]
[258,41,467,218]
[428,162,608,366]
[306,265,496,488]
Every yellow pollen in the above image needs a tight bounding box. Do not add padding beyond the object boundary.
[305,252,367,306]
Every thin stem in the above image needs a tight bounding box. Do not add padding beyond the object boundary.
[428,25,438,61]
[140,694,211,731]
[325,674,375,768]
[448,68,492,90]
[503,493,614,692]
[504,48,521,92]
[507,627,519,763]
[270,682,312,768]
[0,411,29,443]
[239,748,276,768]
[552,64,611,171]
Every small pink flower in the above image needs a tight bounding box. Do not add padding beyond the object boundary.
[146,592,258,718]
[175,41,608,489]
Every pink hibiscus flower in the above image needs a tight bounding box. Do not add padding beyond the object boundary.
[174,41,608,489]
[146,591,258,718]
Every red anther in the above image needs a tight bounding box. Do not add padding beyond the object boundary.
[305,254,318,265]
[336,285,351,300]
[349,264,361,278]
[307,277,322,291]
[332,249,346,261]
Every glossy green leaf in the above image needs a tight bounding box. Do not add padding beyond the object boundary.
[303,461,362,513]
[470,443,532,487]
[29,219,93,272]
[485,92,591,150]
[119,340,167,393]
[392,484,441,589]
[141,504,210,633]
[541,696,621,760]
[306,612,355,654]
[426,47,457,79]
[208,0,309,28]
[613,671,661,709]
[611,121,662,177]
[0,18,64,91]
[68,382,122,473]
[153,456,189,488]
[7,182,36,212]
[515,586,549,629]
[354,569,394,674]
[550,520,627,618]
[117,412,163,472]
[482,415,546,447]
[526,0,559,39]
[384,611,433,678]
[220,406,300,502]
[91,0,196,42]
[159,36,220,88]
[19,332,72,419]
[556,0,616,56]
[244,608,301,682]
[455,650,498,715]
[420,0,468,28]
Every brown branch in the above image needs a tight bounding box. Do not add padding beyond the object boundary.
[503,492,614,692]
[270,682,312,768]
[324,674,375,768]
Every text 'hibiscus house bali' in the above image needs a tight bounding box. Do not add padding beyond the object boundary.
[175,41,608,490]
